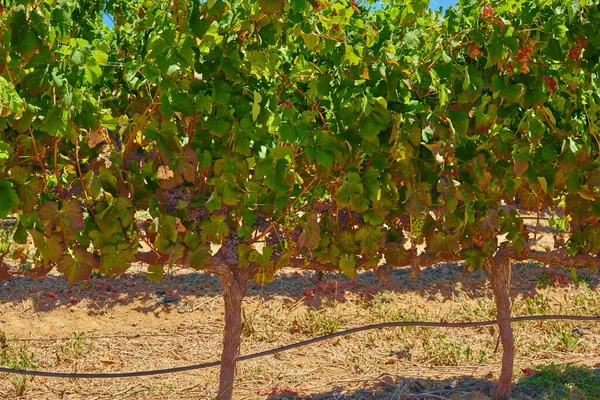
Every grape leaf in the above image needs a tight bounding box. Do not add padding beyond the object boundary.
[299,212,321,250]
[30,230,64,265]
[0,180,19,219]
[38,200,85,238]
[258,0,285,15]
[57,247,98,284]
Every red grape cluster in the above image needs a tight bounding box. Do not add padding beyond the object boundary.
[315,199,334,213]
[163,186,193,212]
[255,213,270,232]
[220,232,241,264]
[122,150,144,170]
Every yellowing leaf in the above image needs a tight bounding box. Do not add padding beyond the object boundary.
[252,91,262,121]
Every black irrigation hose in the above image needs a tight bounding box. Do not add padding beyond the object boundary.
[0,315,598,379]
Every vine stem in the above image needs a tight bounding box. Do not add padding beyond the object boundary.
[123,89,160,157]
[74,134,94,215]
[276,70,329,131]
[131,213,162,258]
[53,137,64,200]
[29,129,48,188]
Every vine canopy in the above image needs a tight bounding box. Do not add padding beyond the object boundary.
[1,0,600,283]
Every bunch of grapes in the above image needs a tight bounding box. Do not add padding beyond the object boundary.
[162,186,190,212]
[54,185,82,199]
[411,216,425,245]
[315,199,334,213]
[220,232,241,264]
[265,230,279,246]
[255,213,270,232]
[288,226,302,241]
[122,151,144,170]
[337,209,350,228]
[210,204,227,217]
[185,207,209,222]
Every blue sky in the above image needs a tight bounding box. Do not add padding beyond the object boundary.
[429,0,458,10]
[101,0,458,27]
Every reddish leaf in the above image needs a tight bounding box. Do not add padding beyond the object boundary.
[57,247,98,284]
[298,212,320,250]
[479,4,494,19]
[30,230,65,265]
[38,200,84,238]
[521,368,538,377]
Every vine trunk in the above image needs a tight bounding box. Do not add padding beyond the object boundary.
[213,264,251,400]
[487,255,514,399]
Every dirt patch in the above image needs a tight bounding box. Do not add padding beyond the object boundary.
[0,260,599,399]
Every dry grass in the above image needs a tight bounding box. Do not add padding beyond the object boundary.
[0,262,599,399]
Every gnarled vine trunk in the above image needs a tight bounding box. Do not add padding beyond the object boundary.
[212,264,252,400]
[486,255,514,399]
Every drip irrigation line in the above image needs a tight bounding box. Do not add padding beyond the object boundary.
[10,331,219,343]
[0,314,598,379]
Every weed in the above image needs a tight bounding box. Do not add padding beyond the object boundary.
[371,291,397,306]
[569,282,600,314]
[459,297,495,321]
[516,294,551,316]
[59,331,93,360]
[554,331,583,352]
[241,308,274,341]
[422,334,474,366]
[294,310,341,336]
[0,332,39,395]
[517,363,600,399]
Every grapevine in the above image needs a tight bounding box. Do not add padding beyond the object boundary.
[1,0,600,398]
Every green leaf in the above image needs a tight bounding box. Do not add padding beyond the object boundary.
[339,254,356,279]
[403,29,423,49]
[42,106,69,137]
[462,248,485,271]
[99,245,135,276]
[19,177,44,214]
[449,110,469,137]
[171,92,194,116]
[252,91,262,121]
[0,77,24,117]
[0,181,19,218]
[302,34,320,51]
[569,0,581,21]
[57,247,98,284]
[485,37,503,69]
[91,50,108,66]
[146,264,164,282]
[30,230,64,265]
[38,200,85,238]
[10,10,43,57]
[356,226,384,256]
[145,121,182,156]
[13,221,28,244]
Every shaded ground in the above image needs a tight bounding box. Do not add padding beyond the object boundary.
[0,261,600,399]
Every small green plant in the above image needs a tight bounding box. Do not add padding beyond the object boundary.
[554,331,583,352]
[241,308,274,341]
[0,332,39,395]
[59,332,93,360]
[294,310,341,336]
[422,334,474,366]
[459,297,495,321]
[570,282,600,314]
[521,294,551,315]
[517,363,600,399]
